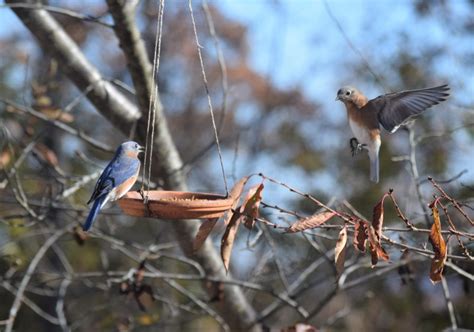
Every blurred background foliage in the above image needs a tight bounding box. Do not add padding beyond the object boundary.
[0,0,473,331]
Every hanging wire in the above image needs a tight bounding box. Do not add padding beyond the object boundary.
[141,0,165,199]
[188,0,229,196]
[322,0,389,93]
[202,0,229,131]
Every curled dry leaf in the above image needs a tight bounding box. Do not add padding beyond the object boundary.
[229,176,250,199]
[353,220,368,253]
[428,204,447,284]
[221,212,241,273]
[41,109,75,123]
[193,218,218,252]
[224,176,250,226]
[193,177,248,252]
[241,183,264,230]
[35,143,59,167]
[286,211,336,233]
[335,225,348,276]
[0,149,11,169]
[367,224,389,267]
[372,193,388,241]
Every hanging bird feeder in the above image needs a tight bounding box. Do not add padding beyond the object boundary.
[117,3,237,221]
[118,191,233,219]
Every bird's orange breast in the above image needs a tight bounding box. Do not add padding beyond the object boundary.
[344,99,380,139]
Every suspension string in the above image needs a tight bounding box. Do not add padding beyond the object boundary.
[146,0,165,195]
[188,0,229,196]
[141,0,165,198]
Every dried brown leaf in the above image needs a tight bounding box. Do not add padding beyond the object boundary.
[230,176,250,199]
[40,108,74,123]
[35,143,59,167]
[286,211,336,233]
[241,183,264,230]
[335,225,347,276]
[428,204,447,284]
[193,218,218,252]
[353,220,368,253]
[223,176,249,227]
[372,193,388,241]
[220,211,241,273]
[368,224,389,267]
[0,149,11,169]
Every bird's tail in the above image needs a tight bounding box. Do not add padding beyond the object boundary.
[83,195,106,231]
[369,154,380,183]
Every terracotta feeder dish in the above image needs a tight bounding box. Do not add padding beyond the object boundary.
[118,190,233,219]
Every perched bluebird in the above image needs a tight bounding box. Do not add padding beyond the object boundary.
[83,141,144,231]
[336,84,449,183]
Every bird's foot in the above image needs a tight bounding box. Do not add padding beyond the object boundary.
[350,138,367,156]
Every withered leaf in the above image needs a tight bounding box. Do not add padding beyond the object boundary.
[241,183,264,230]
[0,149,11,169]
[353,220,368,253]
[193,218,218,252]
[428,204,447,284]
[286,211,336,233]
[223,176,249,226]
[220,211,241,273]
[35,143,59,167]
[368,224,389,267]
[230,176,250,199]
[372,193,388,241]
[335,225,348,276]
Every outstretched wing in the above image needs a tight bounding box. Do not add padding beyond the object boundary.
[371,85,450,133]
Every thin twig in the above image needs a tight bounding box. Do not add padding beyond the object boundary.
[440,277,458,331]
[1,3,112,28]
[5,227,68,332]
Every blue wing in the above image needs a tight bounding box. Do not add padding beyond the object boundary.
[87,156,140,204]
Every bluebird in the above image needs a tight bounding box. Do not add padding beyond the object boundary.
[83,141,144,231]
[336,84,449,183]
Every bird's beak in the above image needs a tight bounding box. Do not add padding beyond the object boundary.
[138,146,145,153]
[335,95,341,101]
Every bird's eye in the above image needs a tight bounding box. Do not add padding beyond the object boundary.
[345,91,351,96]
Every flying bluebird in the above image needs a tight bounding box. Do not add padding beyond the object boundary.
[83,141,144,231]
[336,84,449,183]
